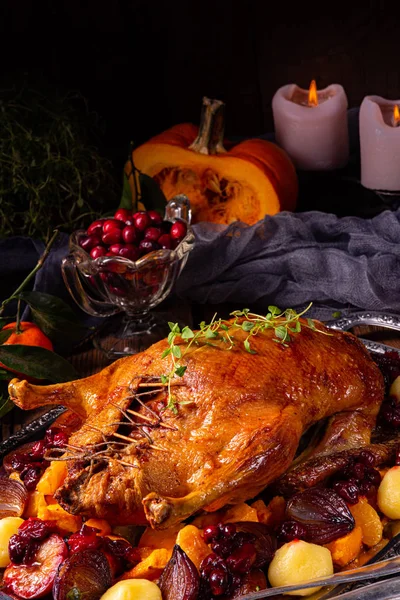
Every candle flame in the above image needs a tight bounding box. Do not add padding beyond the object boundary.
[393,104,400,127]
[308,80,318,107]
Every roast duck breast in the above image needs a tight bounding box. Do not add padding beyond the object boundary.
[9,319,384,529]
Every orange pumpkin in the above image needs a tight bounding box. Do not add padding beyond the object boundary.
[130,97,298,225]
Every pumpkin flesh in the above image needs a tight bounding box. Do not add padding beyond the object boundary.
[134,141,281,224]
[131,98,298,225]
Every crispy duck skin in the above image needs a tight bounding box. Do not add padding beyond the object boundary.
[8,320,384,529]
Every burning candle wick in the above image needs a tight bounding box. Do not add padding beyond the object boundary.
[392,105,400,128]
[308,80,318,107]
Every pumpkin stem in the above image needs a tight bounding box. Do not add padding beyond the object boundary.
[189,97,227,155]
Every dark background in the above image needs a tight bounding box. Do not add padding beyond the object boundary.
[1,0,399,171]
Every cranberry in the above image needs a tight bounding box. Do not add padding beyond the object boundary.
[20,466,44,490]
[103,219,124,232]
[90,246,107,259]
[122,225,138,244]
[10,452,30,471]
[139,239,159,254]
[211,539,235,558]
[109,286,127,297]
[147,210,163,225]
[9,534,40,565]
[102,229,122,245]
[351,462,366,480]
[358,481,376,497]
[19,518,55,540]
[358,450,377,467]
[87,220,104,236]
[109,243,124,255]
[209,567,229,596]
[134,212,151,231]
[80,235,102,252]
[44,429,68,448]
[203,525,221,544]
[144,227,162,242]
[114,208,132,222]
[68,525,102,553]
[103,538,140,567]
[170,221,187,240]
[277,520,308,543]
[200,554,220,578]
[119,245,140,261]
[332,480,359,504]
[219,523,237,538]
[226,542,256,574]
[365,466,382,486]
[30,440,46,460]
[158,233,172,249]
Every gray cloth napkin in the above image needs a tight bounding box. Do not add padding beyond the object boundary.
[176,208,400,320]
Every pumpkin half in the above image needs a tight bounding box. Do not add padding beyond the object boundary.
[130,97,298,225]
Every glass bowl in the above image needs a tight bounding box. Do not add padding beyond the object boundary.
[61,195,194,358]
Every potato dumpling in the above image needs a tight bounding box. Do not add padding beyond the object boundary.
[268,539,333,596]
[389,376,400,400]
[100,579,162,600]
[0,517,24,568]
[378,466,400,519]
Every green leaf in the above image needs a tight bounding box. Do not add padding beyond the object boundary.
[244,339,256,354]
[139,172,168,213]
[168,322,180,334]
[161,348,171,359]
[0,368,12,380]
[241,321,254,332]
[199,321,206,329]
[332,311,342,319]
[205,329,217,339]
[0,329,13,344]
[220,324,229,331]
[274,326,288,340]
[19,291,88,345]
[0,396,14,418]
[307,319,316,330]
[172,345,182,359]
[119,172,133,210]
[167,332,176,344]
[268,305,281,316]
[175,365,187,377]
[0,345,78,382]
[181,327,194,340]
[160,374,169,384]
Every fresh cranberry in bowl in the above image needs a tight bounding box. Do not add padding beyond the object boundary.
[62,196,194,358]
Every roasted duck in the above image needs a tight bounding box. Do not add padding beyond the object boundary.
[9,319,384,529]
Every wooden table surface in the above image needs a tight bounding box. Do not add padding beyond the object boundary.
[2,297,400,443]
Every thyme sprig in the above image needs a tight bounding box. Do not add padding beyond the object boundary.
[161,303,329,412]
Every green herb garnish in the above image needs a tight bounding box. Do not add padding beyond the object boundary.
[161,303,329,411]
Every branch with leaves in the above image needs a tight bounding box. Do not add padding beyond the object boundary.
[161,303,330,412]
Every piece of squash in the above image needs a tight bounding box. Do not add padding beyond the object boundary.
[325,526,363,567]
[138,523,184,552]
[176,525,211,571]
[119,548,170,581]
[36,461,67,495]
[350,498,383,547]
[222,502,259,523]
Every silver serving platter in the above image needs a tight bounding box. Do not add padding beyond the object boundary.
[1,311,400,599]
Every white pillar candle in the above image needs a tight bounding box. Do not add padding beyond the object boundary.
[360,95,400,191]
[272,81,349,171]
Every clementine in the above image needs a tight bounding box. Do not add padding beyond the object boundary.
[0,321,53,378]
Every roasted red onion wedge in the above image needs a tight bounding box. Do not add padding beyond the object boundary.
[3,534,68,599]
[159,545,200,600]
[286,488,355,544]
[234,522,276,568]
[53,549,112,600]
[0,478,27,518]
